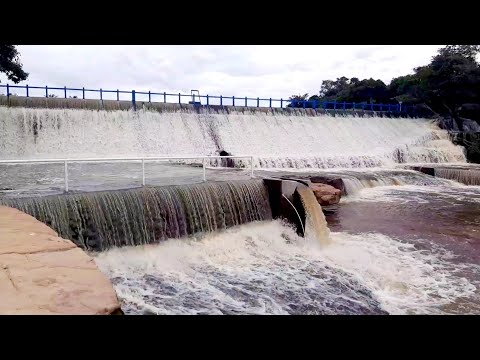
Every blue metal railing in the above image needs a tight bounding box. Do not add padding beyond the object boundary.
[0,83,416,114]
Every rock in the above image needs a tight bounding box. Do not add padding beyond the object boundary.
[310,183,341,206]
[0,206,121,315]
[309,176,345,195]
[219,150,234,168]
[452,132,480,164]
[406,166,435,176]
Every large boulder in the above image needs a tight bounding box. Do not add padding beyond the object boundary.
[310,183,341,206]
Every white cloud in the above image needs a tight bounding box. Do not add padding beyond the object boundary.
[0,45,443,100]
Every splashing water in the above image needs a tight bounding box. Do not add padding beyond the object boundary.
[94,220,478,315]
[0,107,466,168]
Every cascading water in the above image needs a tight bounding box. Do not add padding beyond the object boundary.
[0,180,272,251]
[333,168,458,195]
[0,107,466,168]
[296,187,330,246]
[434,167,480,186]
[2,103,479,315]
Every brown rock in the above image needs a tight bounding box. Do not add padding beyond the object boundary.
[310,184,342,206]
[0,206,121,315]
[309,176,345,195]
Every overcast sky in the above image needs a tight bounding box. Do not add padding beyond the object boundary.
[0,45,443,101]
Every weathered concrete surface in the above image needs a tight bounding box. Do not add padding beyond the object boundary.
[0,206,121,315]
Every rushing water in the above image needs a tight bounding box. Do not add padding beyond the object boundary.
[2,105,479,315]
[0,107,466,168]
[94,217,479,315]
[92,170,480,315]
[0,180,271,251]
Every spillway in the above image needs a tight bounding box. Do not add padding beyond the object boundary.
[0,107,467,168]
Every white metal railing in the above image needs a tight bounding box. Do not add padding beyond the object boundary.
[0,155,255,192]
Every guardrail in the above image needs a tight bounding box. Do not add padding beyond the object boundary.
[0,155,254,192]
[0,83,414,113]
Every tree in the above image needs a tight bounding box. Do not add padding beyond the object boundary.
[388,45,480,126]
[0,45,29,83]
[287,93,310,107]
[314,77,389,104]
[438,45,480,62]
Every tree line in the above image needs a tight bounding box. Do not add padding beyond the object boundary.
[289,45,480,129]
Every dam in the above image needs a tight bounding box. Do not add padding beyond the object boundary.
[1,93,479,315]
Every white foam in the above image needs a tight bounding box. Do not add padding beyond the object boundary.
[0,107,466,168]
[94,220,478,315]
[343,184,480,204]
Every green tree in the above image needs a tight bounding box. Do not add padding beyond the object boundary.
[287,93,309,107]
[0,45,29,84]
[389,45,480,125]
[314,77,389,104]
[438,45,480,61]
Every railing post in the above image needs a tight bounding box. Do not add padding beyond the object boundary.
[26,84,29,97]
[6,84,9,98]
[250,156,254,178]
[164,92,166,103]
[245,96,247,107]
[100,88,103,101]
[82,87,85,99]
[269,98,272,108]
[352,102,355,110]
[206,94,209,106]
[232,95,235,107]
[142,158,145,186]
[280,98,283,108]
[303,100,306,109]
[64,160,69,193]
[132,90,136,111]
[117,89,119,101]
[178,93,181,104]
[64,86,67,99]
[257,97,259,107]
[220,95,223,106]
[202,158,206,182]
[148,91,151,103]
[45,85,48,98]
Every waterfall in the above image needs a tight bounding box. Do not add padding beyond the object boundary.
[0,107,466,168]
[434,167,480,186]
[296,187,330,246]
[0,180,272,251]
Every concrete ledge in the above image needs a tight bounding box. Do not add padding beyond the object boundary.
[0,206,121,315]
